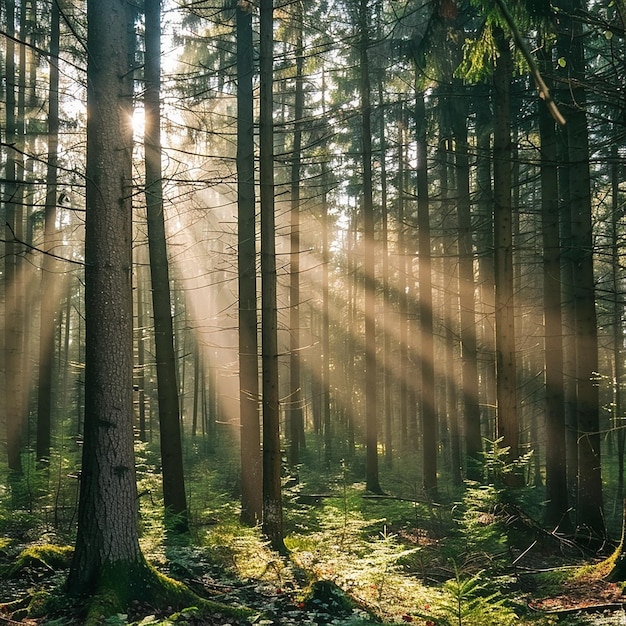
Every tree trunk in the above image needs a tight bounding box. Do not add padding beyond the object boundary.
[556,0,604,538]
[236,0,262,527]
[321,74,332,465]
[538,48,569,529]
[4,0,24,477]
[36,0,61,465]
[492,28,519,464]
[67,0,143,594]
[288,0,305,467]
[415,90,437,498]
[474,86,496,442]
[144,0,189,532]
[440,137,463,486]
[453,88,482,481]
[359,0,382,494]
[611,141,625,505]
[397,108,409,452]
[260,0,285,552]
[135,254,148,443]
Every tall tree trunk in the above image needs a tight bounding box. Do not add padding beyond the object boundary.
[236,0,262,527]
[397,109,409,452]
[36,0,61,465]
[415,90,437,498]
[321,83,332,465]
[538,49,569,529]
[4,0,24,477]
[492,28,519,464]
[612,140,625,505]
[144,0,188,532]
[474,86,496,442]
[260,0,285,552]
[67,0,143,593]
[375,0,393,467]
[453,87,482,481]
[288,0,304,467]
[359,0,382,494]
[440,137,462,486]
[556,0,604,538]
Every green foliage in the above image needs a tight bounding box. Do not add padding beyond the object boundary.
[457,26,499,82]
[422,566,519,626]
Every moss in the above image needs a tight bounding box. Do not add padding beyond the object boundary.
[300,579,355,616]
[0,537,13,552]
[2,544,73,577]
[82,558,253,626]
[26,590,52,617]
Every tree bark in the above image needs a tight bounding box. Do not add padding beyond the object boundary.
[415,90,437,498]
[555,0,604,538]
[260,0,285,552]
[359,0,382,495]
[4,0,24,477]
[36,0,61,465]
[288,0,305,467]
[453,87,482,481]
[493,28,520,464]
[67,0,143,594]
[236,0,263,526]
[144,0,189,532]
[538,47,569,529]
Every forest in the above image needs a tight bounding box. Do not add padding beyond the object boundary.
[0,0,626,623]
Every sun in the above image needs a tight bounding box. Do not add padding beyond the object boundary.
[132,106,145,139]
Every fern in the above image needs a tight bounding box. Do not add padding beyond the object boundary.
[426,567,518,626]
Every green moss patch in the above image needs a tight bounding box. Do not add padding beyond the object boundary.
[2,544,73,577]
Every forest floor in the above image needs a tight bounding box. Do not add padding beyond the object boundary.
[1,521,626,626]
[2,447,626,626]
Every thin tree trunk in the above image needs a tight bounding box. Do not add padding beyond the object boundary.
[359,0,382,494]
[415,90,437,498]
[135,256,148,443]
[440,137,462,486]
[612,141,625,505]
[260,0,285,552]
[4,0,24,477]
[454,88,482,481]
[144,0,188,532]
[397,108,409,452]
[236,0,262,527]
[475,86,496,442]
[36,0,61,465]
[321,83,332,465]
[288,0,304,467]
[493,28,519,464]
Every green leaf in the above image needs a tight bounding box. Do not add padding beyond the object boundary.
[557,57,567,68]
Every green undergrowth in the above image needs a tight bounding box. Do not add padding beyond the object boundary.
[0,436,622,625]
